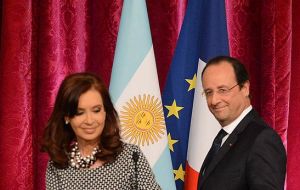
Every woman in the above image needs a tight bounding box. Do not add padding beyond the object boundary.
[42,72,161,189]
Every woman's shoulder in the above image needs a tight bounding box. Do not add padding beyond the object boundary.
[46,160,60,175]
[121,142,141,154]
[47,160,70,171]
[47,160,55,168]
[118,142,146,160]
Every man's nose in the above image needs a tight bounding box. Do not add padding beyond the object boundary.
[210,92,221,105]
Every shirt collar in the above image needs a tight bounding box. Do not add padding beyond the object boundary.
[223,105,252,135]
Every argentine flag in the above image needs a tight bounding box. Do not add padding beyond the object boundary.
[109,0,176,189]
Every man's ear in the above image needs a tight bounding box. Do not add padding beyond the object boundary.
[242,80,250,97]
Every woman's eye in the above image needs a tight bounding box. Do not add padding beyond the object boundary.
[93,108,101,113]
[75,111,84,116]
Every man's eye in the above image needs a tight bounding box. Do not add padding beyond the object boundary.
[205,91,213,96]
[218,88,228,94]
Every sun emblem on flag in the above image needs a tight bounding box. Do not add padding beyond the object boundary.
[119,94,166,146]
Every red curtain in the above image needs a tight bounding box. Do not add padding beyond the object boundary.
[289,0,300,189]
[0,0,299,189]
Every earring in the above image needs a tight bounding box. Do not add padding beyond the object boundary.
[65,120,69,125]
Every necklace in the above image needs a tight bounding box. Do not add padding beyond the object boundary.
[69,142,100,169]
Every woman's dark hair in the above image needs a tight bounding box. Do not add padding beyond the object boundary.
[41,72,122,168]
[201,55,250,88]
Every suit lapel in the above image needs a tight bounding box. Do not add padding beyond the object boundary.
[198,109,257,189]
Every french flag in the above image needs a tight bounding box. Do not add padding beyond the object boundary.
[162,0,229,189]
[185,0,229,189]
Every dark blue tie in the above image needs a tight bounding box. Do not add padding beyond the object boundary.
[201,129,228,176]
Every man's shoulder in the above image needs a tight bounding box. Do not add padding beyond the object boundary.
[244,117,273,137]
[242,116,284,148]
[241,109,272,133]
[234,110,278,142]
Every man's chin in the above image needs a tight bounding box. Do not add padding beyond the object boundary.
[213,113,226,123]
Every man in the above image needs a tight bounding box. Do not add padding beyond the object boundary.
[197,56,286,190]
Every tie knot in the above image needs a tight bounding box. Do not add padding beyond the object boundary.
[216,129,227,140]
[213,129,227,146]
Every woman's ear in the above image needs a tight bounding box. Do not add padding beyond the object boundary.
[64,117,70,125]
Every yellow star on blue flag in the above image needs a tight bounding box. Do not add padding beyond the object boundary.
[174,164,185,182]
[164,100,184,118]
[168,133,178,152]
[185,74,197,91]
